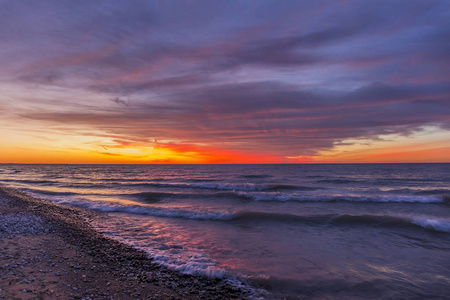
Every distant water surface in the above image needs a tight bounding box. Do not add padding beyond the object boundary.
[1,164,449,299]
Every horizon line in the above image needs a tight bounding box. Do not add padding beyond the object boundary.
[1,162,449,165]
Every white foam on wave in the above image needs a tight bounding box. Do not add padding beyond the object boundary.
[140,182,272,192]
[410,217,450,233]
[192,183,263,191]
[56,198,236,221]
[87,215,267,298]
[236,192,444,204]
[151,251,232,279]
[88,214,228,279]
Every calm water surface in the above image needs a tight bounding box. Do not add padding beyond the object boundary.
[1,164,449,299]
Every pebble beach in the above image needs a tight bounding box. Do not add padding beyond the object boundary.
[0,187,249,299]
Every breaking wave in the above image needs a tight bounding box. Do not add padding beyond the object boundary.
[236,192,446,204]
[232,212,450,232]
[317,179,360,184]
[0,179,56,185]
[239,174,273,179]
[54,198,450,233]
[126,182,318,192]
[56,199,236,221]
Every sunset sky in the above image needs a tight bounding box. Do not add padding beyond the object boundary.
[0,0,449,164]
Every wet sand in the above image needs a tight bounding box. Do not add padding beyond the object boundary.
[0,187,249,299]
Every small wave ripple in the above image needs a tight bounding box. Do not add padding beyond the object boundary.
[236,192,446,204]
[129,182,317,192]
[55,198,450,233]
[233,212,450,233]
[56,199,235,221]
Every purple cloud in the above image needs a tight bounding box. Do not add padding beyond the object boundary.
[0,0,449,158]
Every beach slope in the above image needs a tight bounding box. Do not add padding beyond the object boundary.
[0,187,247,299]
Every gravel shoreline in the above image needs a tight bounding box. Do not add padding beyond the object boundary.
[0,187,252,299]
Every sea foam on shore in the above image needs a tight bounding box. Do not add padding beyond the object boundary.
[0,187,254,299]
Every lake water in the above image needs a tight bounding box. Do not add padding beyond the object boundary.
[1,164,449,299]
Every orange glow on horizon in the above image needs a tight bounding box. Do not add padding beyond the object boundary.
[1,141,449,164]
[313,145,450,164]
[1,125,448,164]
[0,142,285,164]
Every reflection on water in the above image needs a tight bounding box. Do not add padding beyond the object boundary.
[1,163,450,298]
